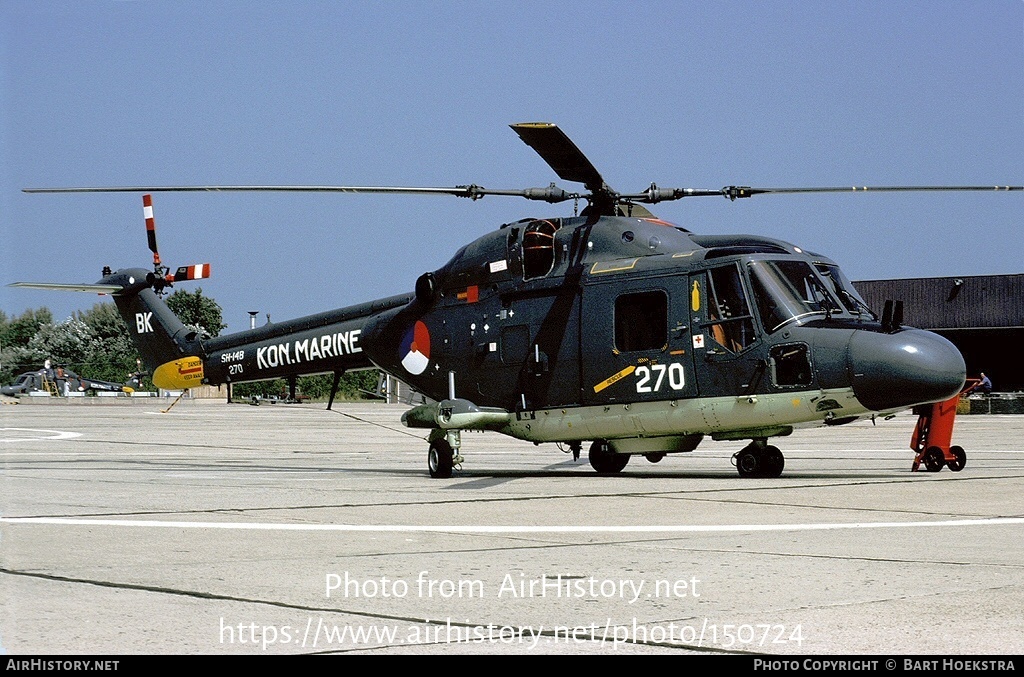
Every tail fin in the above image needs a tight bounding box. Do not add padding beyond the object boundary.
[104,267,205,388]
[11,267,206,388]
[11,196,211,390]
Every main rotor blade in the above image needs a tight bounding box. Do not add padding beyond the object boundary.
[509,122,609,194]
[622,184,1024,203]
[23,184,577,203]
[729,185,1024,197]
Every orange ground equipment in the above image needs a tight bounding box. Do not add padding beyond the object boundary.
[910,379,979,472]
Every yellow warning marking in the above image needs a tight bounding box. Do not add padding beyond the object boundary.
[593,365,636,393]
[792,399,802,407]
[691,280,701,312]
[590,258,639,274]
[153,356,204,390]
[670,349,685,356]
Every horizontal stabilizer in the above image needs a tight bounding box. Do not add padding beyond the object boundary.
[7,281,122,293]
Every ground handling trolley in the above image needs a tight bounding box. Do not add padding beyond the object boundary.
[910,379,979,472]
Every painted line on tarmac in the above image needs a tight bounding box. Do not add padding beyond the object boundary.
[0,428,82,442]
[1,516,1022,533]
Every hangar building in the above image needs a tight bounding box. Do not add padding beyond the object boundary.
[854,274,1023,393]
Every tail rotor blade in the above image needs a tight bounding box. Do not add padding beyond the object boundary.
[169,264,212,283]
[143,194,161,267]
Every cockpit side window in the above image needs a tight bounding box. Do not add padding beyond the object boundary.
[706,265,757,353]
[814,263,874,317]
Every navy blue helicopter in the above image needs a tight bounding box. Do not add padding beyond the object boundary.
[14,123,1021,478]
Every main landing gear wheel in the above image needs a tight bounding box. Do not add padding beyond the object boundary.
[763,445,785,477]
[644,452,665,463]
[947,445,967,472]
[735,447,761,478]
[923,446,945,472]
[428,439,454,479]
[589,439,629,474]
[733,443,784,478]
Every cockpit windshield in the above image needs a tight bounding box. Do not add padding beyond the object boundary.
[748,260,843,333]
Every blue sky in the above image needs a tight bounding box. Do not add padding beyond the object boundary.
[2,1,1021,331]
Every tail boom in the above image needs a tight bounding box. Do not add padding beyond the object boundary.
[183,293,415,387]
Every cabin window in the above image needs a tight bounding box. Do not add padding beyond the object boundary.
[522,220,558,280]
[615,290,667,352]
[706,265,757,353]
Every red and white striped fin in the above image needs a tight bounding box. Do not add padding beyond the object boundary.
[143,193,161,266]
[169,264,212,282]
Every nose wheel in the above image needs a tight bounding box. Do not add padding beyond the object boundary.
[428,439,454,478]
[733,441,785,478]
[589,439,630,474]
[427,430,464,478]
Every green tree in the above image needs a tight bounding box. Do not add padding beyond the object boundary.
[231,371,381,401]
[2,307,54,347]
[166,287,226,337]
[77,302,143,385]
[76,302,124,342]
[26,318,94,368]
[0,344,34,385]
[232,379,285,399]
[1,308,55,384]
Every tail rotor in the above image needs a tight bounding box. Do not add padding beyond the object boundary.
[141,194,211,294]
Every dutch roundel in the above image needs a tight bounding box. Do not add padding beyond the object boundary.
[400,320,431,375]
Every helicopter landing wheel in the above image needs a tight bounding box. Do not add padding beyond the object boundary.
[589,439,629,474]
[947,445,967,472]
[428,439,454,479]
[923,446,945,472]
[734,444,762,478]
[644,452,665,463]
[762,445,785,478]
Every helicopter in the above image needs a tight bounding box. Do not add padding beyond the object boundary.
[12,122,1022,478]
[1,362,133,397]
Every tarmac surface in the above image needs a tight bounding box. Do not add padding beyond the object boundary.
[1,397,1023,655]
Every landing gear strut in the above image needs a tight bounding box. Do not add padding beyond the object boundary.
[733,439,785,478]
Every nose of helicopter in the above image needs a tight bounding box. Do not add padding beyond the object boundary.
[849,328,966,412]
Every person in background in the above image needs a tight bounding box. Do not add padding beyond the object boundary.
[978,372,992,394]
